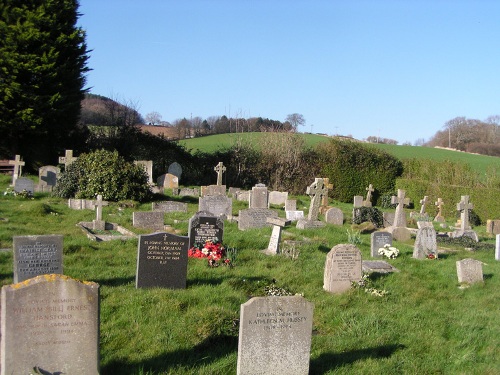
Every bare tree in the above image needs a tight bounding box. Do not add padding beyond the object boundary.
[145,111,162,125]
[285,113,306,132]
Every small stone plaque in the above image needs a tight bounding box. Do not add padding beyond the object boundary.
[237,296,314,375]
[324,244,362,294]
[133,211,165,231]
[136,232,189,289]
[13,235,63,283]
[456,258,483,284]
[152,201,188,213]
[238,208,278,230]
[14,177,35,194]
[1,274,100,375]
[362,260,399,274]
[370,232,393,258]
[188,212,224,248]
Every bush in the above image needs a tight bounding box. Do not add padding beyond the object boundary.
[352,206,384,227]
[53,149,152,202]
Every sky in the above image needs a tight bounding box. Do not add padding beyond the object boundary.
[78,0,500,144]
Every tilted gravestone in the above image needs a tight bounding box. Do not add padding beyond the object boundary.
[198,195,232,218]
[237,296,314,375]
[188,212,224,248]
[324,244,362,294]
[413,226,438,259]
[136,232,189,289]
[238,208,278,230]
[456,258,483,284]
[13,235,63,283]
[152,201,188,213]
[133,211,165,231]
[1,274,100,375]
[370,231,393,258]
[263,217,291,255]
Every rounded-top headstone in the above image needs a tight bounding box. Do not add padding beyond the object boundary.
[168,162,182,178]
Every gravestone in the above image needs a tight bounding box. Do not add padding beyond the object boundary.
[214,161,226,185]
[235,190,250,202]
[323,244,362,294]
[201,184,226,197]
[13,235,63,283]
[238,208,278,230]
[320,177,333,213]
[268,191,288,206]
[456,258,483,284]
[434,198,445,222]
[249,184,269,209]
[188,212,224,248]
[237,296,314,375]
[199,195,232,218]
[364,184,374,207]
[413,226,438,259]
[353,195,364,208]
[152,201,188,213]
[370,231,393,258]
[178,187,199,197]
[297,178,327,229]
[286,210,305,222]
[135,160,153,184]
[228,187,241,196]
[14,177,35,194]
[383,212,395,228]
[92,194,107,230]
[496,234,500,261]
[285,199,297,211]
[8,154,25,186]
[362,260,399,274]
[133,211,165,231]
[486,219,500,235]
[263,217,291,255]
[167,161,183,179]
[452,195,479,241]
[58,149,77,168]
[136,232,189,288]
[38,165,60,189]
[68,198,96,210]
[325,207,343,225]
[165,173,179,189]
[388,189,411,241]
[419,195,429,214]
[1,274,100,375]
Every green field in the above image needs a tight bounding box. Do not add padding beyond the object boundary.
[1,174,499,374]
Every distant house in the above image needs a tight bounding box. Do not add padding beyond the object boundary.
[135,125,181,140]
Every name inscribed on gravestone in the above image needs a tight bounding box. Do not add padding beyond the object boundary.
[136,232,189,289]
[1,274,99,375]
[14,235,63,283]
[237,296,314,375]
[324,244,362,294]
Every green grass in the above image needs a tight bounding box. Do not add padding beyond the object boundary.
[1,174,500,374]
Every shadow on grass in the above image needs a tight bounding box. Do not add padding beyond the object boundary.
[309,343,406,374]
[187,276,224,287]
[101,334,238,374]
[94,276,135,287]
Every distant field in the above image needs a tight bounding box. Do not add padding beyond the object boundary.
[180,133,500,176]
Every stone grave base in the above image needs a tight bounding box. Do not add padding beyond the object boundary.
[296,219,325,229]
[78,221,136,242]
[450,230,479,242]
[362,260,400,274]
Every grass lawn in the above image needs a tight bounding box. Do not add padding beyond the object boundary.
[1,174,499,374]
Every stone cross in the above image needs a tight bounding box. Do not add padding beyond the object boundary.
[214,162,226,186]
[58,149,77,168]
[92,194,108,230]
[419,195,429,214]
[321,177,333,209]
[364,184,374,207]
[8,154,25,186]
[434,198,444,221]
[306,178,327,221]
[391,189,410,228]
[457,195,473,230]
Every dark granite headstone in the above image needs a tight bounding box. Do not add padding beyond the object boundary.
[14,177,35,194]
[13,235,63,283]
[188,212,224,248]
[136,232,189,289]
[370,231,393,258]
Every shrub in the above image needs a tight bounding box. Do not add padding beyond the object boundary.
[53,149,152,202]
[352,206,384,227]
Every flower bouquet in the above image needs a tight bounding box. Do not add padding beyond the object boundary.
[188,240,233,267]
[378,244,399,259]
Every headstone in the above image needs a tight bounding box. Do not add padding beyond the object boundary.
[452,195,478,241]
[263,217,291,255]
[14,177,35,194]
[320,177,333,212]
[167,161,183,179]
[390,226,412,242]
[324,207,343,225]
[1,274,99,375]
[419,195,429,214]
[133,211,165,231]
[297,178,327,229]
[178,187,199,197]
[13,235,63,283]
[285,199,297,211]
[92,194,107,231]
[486,219,500,235]
[286,210,305,222]
[228,187,241,197]
[58,149,77,168]
[136,232,189,288]
[434,198,445,222]
[214,161,226,185]
[362,260,399,274]
[496,234,500,261]
[456,258,483,284]
[68,198,96,210]
[164,173,179,189]
[268,191,288,206]
[370,231,393,258]
[353,195,364,208]
[38,165,60,188]
[391,189,410,228]
[413,226,438,259]
[238,208,278,230]
[199,195,232,218]
[237,296,314,375]
[152,201,188,213]
[135,160,153,184]
[383,212,395,228]
[8,154,25,186]
[249,184,269,209]
[188,212,224,248]
[235,190,250,202]
[364,184,374,207]
[201,184,226,197]
[323,244,362,294]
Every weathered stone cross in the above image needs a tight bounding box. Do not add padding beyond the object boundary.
[321,177,333,209]
[419,195,429,214]
[391,189,410,227]
[58,149,77,168]
[8,154,25,186]
[306,178,327,221]
[435,198,444,217]
[364,184,374,207]
[214,162,226,186]
[457,195,473,230]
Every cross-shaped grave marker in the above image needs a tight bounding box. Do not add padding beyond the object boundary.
[434,198,445,222]
[419,195,429,214]
[92,194,109,230]
[58,149,77,168]
[457,195,473,230]
[364,184,374,207]
[8,154,25,186]
[214,162,226,186]
[306,178,328,221]
[391,189,410,227]
[321,177,333,211]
